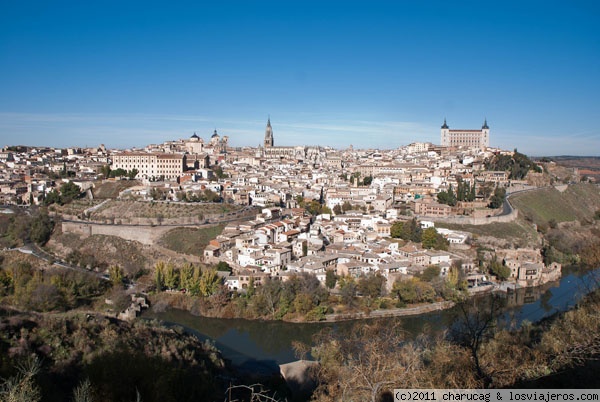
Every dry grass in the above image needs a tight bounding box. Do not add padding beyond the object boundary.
[92,179,141,199]
[510,183,600,226]
[90,200,240,220]
[157,225,225,256]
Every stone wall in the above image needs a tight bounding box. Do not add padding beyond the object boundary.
[429,208,518,225]
[62,221,173,245]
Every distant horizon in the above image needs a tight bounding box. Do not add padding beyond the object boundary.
[1,2,599,155]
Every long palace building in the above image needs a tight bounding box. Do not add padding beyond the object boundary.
[440,119,490,149]
[111,152,186,180]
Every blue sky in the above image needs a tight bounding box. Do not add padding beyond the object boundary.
[1,1,599,155]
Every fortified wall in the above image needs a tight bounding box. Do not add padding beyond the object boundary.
[62,221,173,245]
[428,208,518,225]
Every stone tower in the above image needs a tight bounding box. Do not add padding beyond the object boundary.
[264,117,274,148]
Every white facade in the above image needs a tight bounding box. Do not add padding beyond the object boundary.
[440,119,490,149]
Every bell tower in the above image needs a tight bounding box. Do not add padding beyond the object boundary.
[264,117,274,147]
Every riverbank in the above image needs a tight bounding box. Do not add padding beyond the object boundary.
[323,300,455,322]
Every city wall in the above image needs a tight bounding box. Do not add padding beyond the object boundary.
[430,208,518,225]
[62,221,173,245]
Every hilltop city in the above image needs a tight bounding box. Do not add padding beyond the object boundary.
[2,118,582,303]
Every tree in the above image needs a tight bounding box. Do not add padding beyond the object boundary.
[449,295,505,387]
[109,168,127,178]
[127,168,139,179]
[199,269,221,297]
[163,263,179,290]
[30,209,54,245]
[488,258,511,281]
[109,265,124,287]
[154,261,166,291]
[179,263,195,290]
[325,269,337,289]
[216,261,232,273]
[421,227,449,250]
[100,165,111,178]
[390,221,404,238]
[60,181,82,203]
[420,265,441,282]
[338,276,357,307]
[358,274,386,299]
[333,204,342,215]
[488,186,506,209]
[43,189,62,206]
[342,201,353,212]
[392,278,435,304]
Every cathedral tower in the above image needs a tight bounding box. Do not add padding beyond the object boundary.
[264,117,274,147]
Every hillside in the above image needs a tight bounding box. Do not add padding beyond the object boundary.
[510,183,600,227]
[158,225,225,257]
[0,309,229,402]
[91,180,141,199]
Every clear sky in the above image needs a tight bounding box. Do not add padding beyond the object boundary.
[1,1,599,155]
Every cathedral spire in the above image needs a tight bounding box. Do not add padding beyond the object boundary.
[441,118,449,129]
[264,116,274,147]
[482,118,489,129]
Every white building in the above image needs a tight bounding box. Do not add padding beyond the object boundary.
[440,119,490,149]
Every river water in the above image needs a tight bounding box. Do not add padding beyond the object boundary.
[143,267,599,372]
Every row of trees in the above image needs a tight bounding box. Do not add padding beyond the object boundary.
[154,261,222,297]
[437,179,477,206]
[100,165,139,179]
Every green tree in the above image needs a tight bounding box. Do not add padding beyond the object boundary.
[421,227,449,250]
[127,168,139,179]
[325,269,337,289]
[109,168,127,178]
[333,204,342,215]
[488,186,506,209]
[163,263,179,290]
[43,189,62,206]
[154,261,166,291]
[100,165,111,178]
[30,209,54,245]
[390,221,404,238]
[342,201,353,212]
[216,261,232,273]
[179,262,195,290]
[60,181,82,203]
[488,258,511,281]
[199,269,221,296]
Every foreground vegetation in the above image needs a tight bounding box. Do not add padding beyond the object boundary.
[307,284,600,401]
[0,308,230,402]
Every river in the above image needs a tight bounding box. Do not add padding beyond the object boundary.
[143,267,600,373]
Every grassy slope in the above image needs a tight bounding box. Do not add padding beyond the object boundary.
[510,183,600,226]
[90,200,238,220]
[92,180,141,199]
[158,225,225,256]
